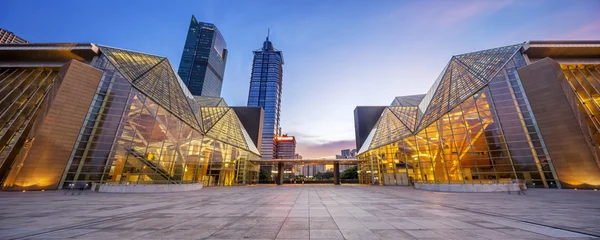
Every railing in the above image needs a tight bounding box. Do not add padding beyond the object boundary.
[124,147,180,184]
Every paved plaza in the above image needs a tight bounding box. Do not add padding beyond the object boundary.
[0,185,599,240]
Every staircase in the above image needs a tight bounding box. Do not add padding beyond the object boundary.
[124,147,180,184]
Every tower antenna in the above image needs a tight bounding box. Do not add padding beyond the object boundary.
[267,28,270,40]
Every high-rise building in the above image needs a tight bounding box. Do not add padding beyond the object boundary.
[177,15,227,97]
[275,135,296,159]
[355,41,600,189]
[247,33,284,159]
[0,28,28,44]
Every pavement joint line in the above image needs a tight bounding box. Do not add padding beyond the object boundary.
[10,190,250,240]
[360,186,600,238]
[10,197,197,240]
[204,187,282,239]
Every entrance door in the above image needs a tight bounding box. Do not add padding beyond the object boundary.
[395,172,409,186]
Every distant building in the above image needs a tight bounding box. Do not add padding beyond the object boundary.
[178,15,227,97]
[341,149,357,158]
[302,165,325,178]
[0,28,28,44]
[275,135,296,159]
[247,33,284,160]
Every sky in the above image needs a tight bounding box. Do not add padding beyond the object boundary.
[2,0,599,158]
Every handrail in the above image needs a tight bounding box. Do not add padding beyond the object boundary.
[124,147,180,184]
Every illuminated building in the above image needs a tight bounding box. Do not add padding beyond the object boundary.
[356,41,600,189]
[177,16,227,97]
[247,33,284,160]
[0,28,28,44]
[275,135,296,159]
[0,43,260,191]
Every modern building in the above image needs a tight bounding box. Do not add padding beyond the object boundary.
[301,164,325,178]
[0,28,29,44]
[0,43,260,191]
[247,34,284,160]
[340,149,357,159]
[177,15,227,97]
[231,106,264,151]
[275,135,296,159]
[0,28,28,44]
[355,41,600,189]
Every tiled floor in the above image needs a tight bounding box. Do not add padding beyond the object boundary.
[0,185,599,239]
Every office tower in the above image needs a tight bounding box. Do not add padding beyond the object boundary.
[275,135,296,159]
[177,15,227,97]
[355,41,600,189]
[247,33,284,159]
[0,28,28,44]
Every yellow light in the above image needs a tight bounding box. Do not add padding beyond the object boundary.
[22,190,26,192]
[574,188,578,190]
[41,190,45,192]
[595,189,598,191]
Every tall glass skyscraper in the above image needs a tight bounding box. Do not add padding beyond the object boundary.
[177,15,227,97]
[247,35,284,159]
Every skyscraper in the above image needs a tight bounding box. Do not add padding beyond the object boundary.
[0,28,28,44]
[247,33,284,159]
[177,15,227,97]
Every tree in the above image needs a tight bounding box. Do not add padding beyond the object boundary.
[341,166,358,179]
[259,168,271,181]
[315,171,334,179]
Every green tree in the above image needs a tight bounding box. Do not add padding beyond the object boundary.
[315,172,334,179]
[341,166,358,179]
[259,168,271,181]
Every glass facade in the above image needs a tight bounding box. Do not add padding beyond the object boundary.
[247,37,284,160]
[58,48,258,188]
[0,67,60,183]
[358,45,561,188]
[0,28,29,44]
[562,65,600,150]
[177,15,227,97]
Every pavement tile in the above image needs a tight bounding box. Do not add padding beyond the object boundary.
[310,229,344,239]
[0,186,599,240]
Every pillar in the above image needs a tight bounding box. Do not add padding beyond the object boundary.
[277,162,284,185]
[334,161,341,185]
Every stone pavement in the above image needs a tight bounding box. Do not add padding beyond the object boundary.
[0,185,598,239]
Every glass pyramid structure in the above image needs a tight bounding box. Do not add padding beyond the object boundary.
[97,46,260,155]
[360,43,523,152]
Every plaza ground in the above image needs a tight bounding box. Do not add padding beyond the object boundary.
[0,185,599,240]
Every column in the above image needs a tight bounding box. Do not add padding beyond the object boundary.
[334,161,341,185]
[277,162,284,185]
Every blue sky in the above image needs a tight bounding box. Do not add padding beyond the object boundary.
[2,0,599,158]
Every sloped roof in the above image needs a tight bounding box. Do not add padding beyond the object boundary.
[98,46,259,155]
[358,43,523,154]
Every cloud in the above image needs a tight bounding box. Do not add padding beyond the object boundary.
[295,139,356,159]
[386,0,515,27]
[566,20,600,39]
